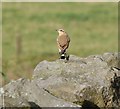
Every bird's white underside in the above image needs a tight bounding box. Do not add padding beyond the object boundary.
[61,54,65,56]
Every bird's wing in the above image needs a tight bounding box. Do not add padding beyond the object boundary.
[57,34,70,50]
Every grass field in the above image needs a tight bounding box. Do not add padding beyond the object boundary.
[2,2,118,85]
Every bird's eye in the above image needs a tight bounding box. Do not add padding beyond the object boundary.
[60,29,64,32]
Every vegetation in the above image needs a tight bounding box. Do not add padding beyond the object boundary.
[2,2,118,85]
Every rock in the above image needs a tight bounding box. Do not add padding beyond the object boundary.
[0,52,120,108]
[3,96,31,107]
[102,52,119,67]
[33,52,120,108]
[1,78,80,108]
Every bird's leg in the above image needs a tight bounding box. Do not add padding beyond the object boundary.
[64,52,69,61]
[64,52,67,58]
[66,55,69,61]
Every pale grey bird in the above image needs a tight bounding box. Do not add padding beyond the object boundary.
[56,29,70,60]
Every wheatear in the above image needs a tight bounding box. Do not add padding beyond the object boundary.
[56,29,70,60]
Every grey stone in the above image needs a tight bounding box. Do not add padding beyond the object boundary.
[33,52,120,108]
[1,78,80,108]
[1,52,120,108]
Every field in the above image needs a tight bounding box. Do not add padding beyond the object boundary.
[2,2,118,85]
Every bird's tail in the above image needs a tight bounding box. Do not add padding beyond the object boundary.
[59,49,66,59]
[60,52,65,59]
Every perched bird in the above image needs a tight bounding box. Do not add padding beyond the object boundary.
[56,29,70,60]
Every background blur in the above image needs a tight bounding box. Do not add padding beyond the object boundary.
[2,2,118,85]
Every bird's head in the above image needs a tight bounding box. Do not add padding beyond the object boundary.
[56,29,66,35]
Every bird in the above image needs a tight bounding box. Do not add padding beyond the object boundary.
[56,29,70,60]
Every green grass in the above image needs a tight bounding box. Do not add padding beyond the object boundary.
[2,2,118,85]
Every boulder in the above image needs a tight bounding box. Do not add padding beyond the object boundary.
[33,52,120,108]
[0,78,80,108]
[0,52,120,108]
